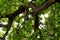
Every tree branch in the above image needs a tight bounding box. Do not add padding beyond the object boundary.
[0,0,58,40]
[0,24,7,27]
[2,18,14,40]
[36,0,55,13]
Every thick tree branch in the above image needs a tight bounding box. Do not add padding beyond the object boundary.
[34,13,39,32]
[0,0,59,40]
[36,0,55,13]
[0,0,59,19]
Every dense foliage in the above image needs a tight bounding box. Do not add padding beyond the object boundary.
[0,0,60,40]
